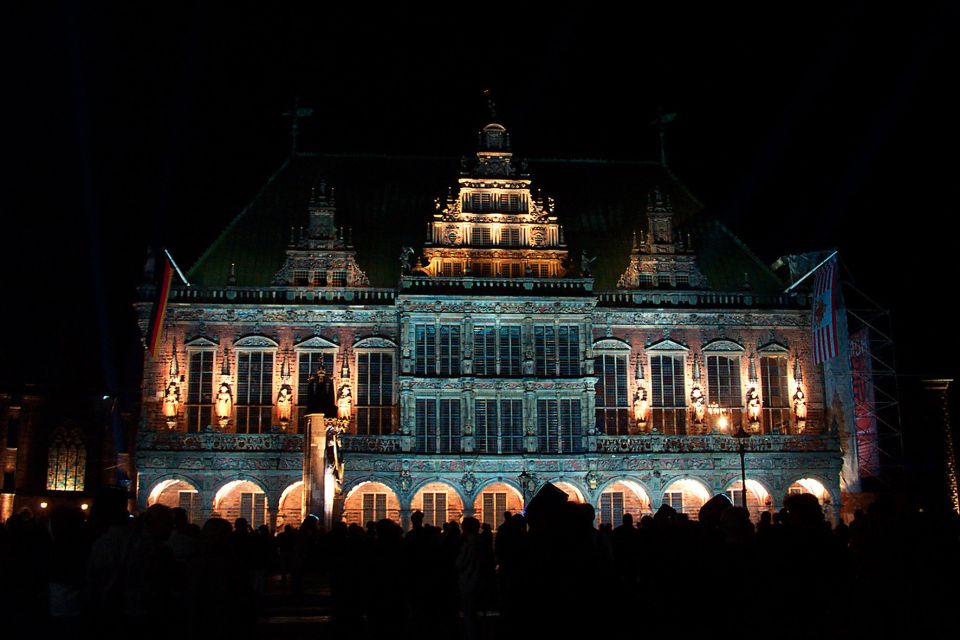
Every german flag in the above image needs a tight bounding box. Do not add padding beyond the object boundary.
[147,254,175,358]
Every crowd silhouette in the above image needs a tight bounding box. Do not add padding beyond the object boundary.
[1,484,958,639]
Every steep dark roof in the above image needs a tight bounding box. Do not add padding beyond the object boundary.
[187,153,784,293]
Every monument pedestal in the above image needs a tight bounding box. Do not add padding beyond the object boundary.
[303,413,335,528]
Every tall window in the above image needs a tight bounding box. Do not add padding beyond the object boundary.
[240,492,267,528]
[482,492,507,530]
[474,399,523,454]
[357,352,394,434]
[725,488,746,507]
[761,356,791,434]
[236,351,274,434]
[651,355,686,435]
[422,492,447,527]
[473,326,496,376]
[414,324,436,375]
[595,354,630,435]
[534,325,580,377]
[663,491,684,512]
[178,491,201,524]
[600,492,625,527]
[46,427,86,491]
[415,398,461,453]
[362,493,387,524]
[438,326,461,376]
[537,399,582,453]
[706,354,743,426]
[186,350,215,432]
[499,326,522,376]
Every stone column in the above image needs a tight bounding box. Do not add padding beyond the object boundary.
[303,413,332,528]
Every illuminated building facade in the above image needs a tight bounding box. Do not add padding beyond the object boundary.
[134,121,846,530]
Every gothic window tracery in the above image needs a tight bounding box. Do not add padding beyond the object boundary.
[46,427,86,492]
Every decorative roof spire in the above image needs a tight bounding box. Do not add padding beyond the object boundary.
[169,338,179,377]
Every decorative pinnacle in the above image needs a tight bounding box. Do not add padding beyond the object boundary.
[169,338,179,377]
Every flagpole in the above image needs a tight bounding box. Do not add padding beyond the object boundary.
[164,248,190,286]
[784,250,838,293]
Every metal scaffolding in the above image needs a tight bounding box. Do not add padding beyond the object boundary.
[841,278,905,489]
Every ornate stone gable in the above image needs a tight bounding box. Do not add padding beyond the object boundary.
[617,187,708,290]
[272,180,370,287]
[420,122,572,280]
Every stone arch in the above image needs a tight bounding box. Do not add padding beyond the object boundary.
[277,480,304,530]
[723,478,773,521]
[341,474,404,501]
[410,481,466,527]
[596,479,652,526]
[473,481,524,531]
[784,476,838,522]
[661,477,711,520]
[146,476,203,523]
[341,480,401,526]
[212,478,270,529]
[550,480,586,503]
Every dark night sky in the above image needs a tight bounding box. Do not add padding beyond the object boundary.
[4,3,959,433]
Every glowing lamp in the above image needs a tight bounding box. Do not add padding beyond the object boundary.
[81,503,89,511]
[40,501,48,509]
[718,415,729,431]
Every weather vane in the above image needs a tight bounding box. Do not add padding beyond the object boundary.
[282,96,314,156]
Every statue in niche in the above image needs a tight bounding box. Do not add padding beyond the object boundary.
[215,381,233,427]
[633,386,648,426]
[690,387,706,424]
[746,386,762,425]
[793,388,807,423]
[276,383,293,424]
[162,380,181,419]
[337,382,353,419]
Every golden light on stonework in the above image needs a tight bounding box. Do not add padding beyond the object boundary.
[718,414,729,432]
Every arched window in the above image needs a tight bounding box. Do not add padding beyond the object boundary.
[47,427,86,492]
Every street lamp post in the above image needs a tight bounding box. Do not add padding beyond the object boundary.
[731,425,751,510]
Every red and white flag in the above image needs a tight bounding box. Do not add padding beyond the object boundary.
[147,253,175,358]
[812,254,839,364]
